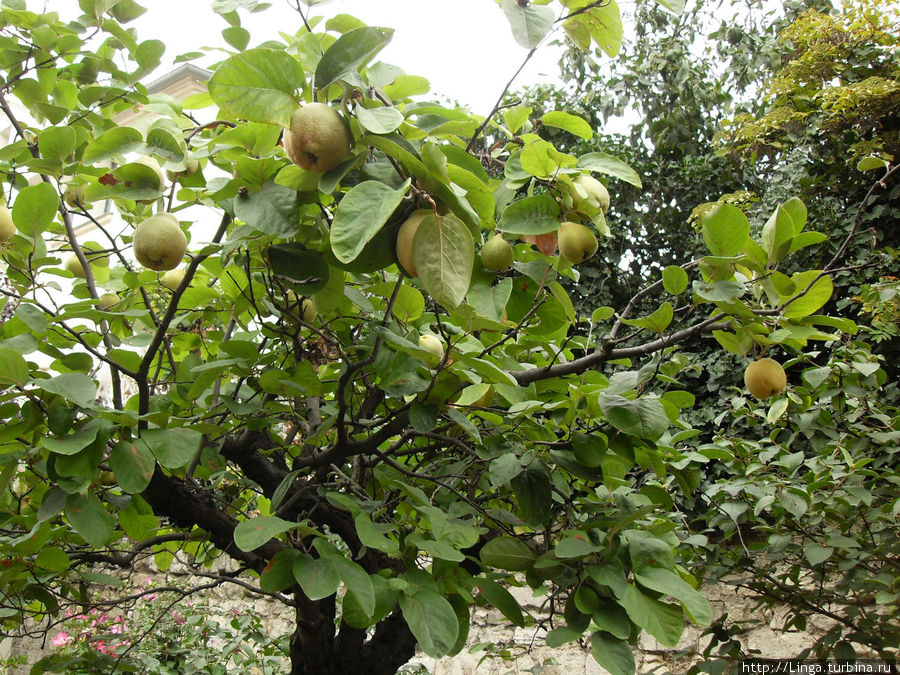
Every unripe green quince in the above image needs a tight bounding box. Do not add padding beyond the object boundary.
[558,221,598,265]
[133,213,187,271]
[573,174,610,213]
[161,268,187,291]
[65,254,86,278]
[418,334,444,360]
[480,233,514,272]
[98,293,120,310]
[396,210,430,278]
[0,205,16,242]
[283,102,352,173]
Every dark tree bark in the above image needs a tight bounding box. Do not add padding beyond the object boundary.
[288,596,418,675]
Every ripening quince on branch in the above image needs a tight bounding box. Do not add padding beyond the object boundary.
[0,205,16,243]
[480,233,515,272]
[133,213,187,271]
[97,293,120,311]
[395,209,431,277]
[572,174,610,213]
[557,221,598,265]
[65,254,86,278]
[161,268,187,291]
[418,334,444,360]
[283,102,351,173]
[744,357,787,399]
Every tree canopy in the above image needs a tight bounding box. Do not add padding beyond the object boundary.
[0,1,897,673]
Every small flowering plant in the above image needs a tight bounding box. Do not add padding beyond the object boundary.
[33,578,288,674]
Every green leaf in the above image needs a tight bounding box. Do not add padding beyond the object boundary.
[654,0,685,13]
[577,152,641,187]
[477,579,525,627]
[620,302,673,333]
[782,271,832,319]
[856,156,889,172]
[767,397,789,424]
[329,555,376,616]
[222,25,250,51]
[35,547,71,573]
[590,631,636,675]
[521,139,576,178]
[331,179,409,263]
[399,589,459,658]
[65,494,114,548]
[108,440,155,494]
[234,515,297,552]
[146,126,186,161]
[556,531,604,558]
[12,182,58,236]
[701,204,749,257]
[139,428,202,469]
[619,584,683,647]
[293,552,340,599]
[541,111,593,139]
[662,266,688,295]
[628,536,674,572]
[260,549,301,593]
[40,419,104,456]
[208,48,303,127]
[712,330,749,356]
[316,26,394,89]
[498,195,561,235]
[33,373,97,407]
[804,543,834,566]
[354,513,399,555]
[413,213,474,309]
[598,394,669,440]
[692,279,745,302]
[0,349,29,388]
[634,567,711,626]
[270,247,331,296]
[234,180,300,237]
[82,126,144,163]
[761,204,796,265]
[38,126,76,165]
[356,106,405,134]
[501,0,554,49]
[480,536,536,571]
[511,468,551,526]
[546,626,583,648]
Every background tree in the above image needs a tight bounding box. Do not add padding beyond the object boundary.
[516,0,900,662]
[0,1,895,675]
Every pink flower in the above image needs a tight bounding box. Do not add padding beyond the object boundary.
[52,632,72,647]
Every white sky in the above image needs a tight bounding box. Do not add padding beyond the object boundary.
[134,0,568,114]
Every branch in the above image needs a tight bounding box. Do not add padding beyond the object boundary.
[512,314,728,385]
[141,467,286,571]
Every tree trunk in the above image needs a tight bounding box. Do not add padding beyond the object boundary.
[289,595,418,674]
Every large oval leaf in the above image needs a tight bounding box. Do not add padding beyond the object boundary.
[598,394,669,440]
[498,195,560,235]
[293,553,341,600]
[331,179,410,263]
[234,515,297,552]
[399,589,459,658]
[413,213,474,309]
[208,48,303,127]
[316,26,393,89]
[479,536,536,571]
[501,0,554,49]
[701,203,749,257]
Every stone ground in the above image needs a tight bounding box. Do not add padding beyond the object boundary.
[2,570,835,674]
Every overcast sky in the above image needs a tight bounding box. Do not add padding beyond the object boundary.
[133,0,568,114]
